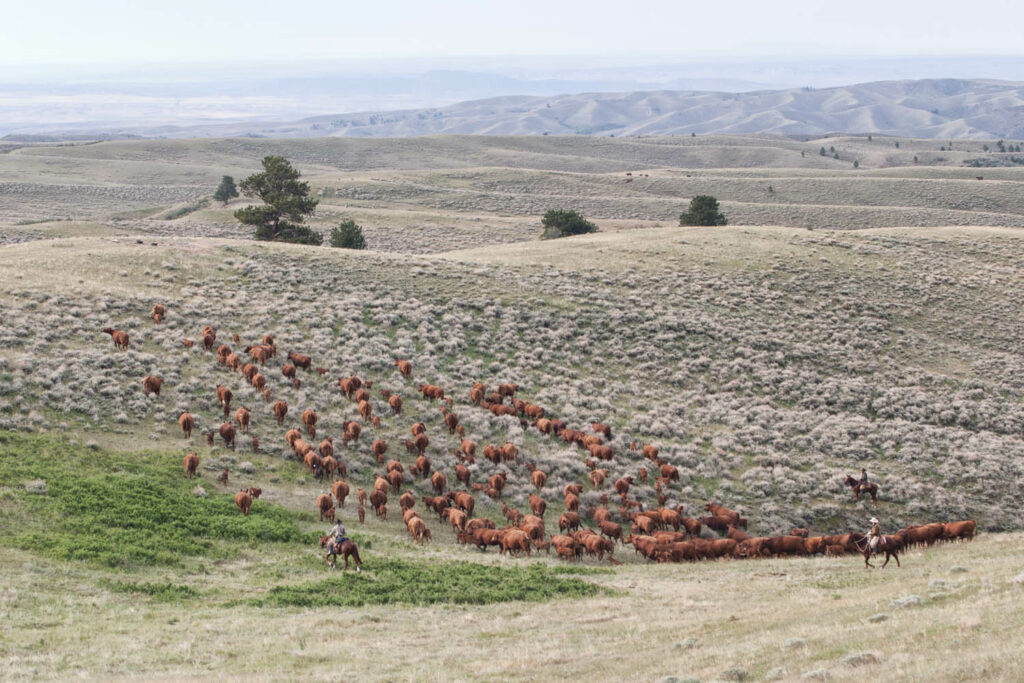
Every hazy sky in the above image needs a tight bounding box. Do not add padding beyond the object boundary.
[5,0,1024,71]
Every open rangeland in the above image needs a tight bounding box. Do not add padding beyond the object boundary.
[1,135,1023,680]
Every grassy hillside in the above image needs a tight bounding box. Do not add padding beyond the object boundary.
[2,135,1024,679]
[2,430,1022,679]
[3,136,1024,251]
[0,226,1021,535]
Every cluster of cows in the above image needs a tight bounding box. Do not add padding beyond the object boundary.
[102,308,977,570]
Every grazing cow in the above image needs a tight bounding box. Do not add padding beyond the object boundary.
[454,492,475,515]
[216,385,233,417]
[287,351,312,371]
[219,422,236,450]
[642,444,659,460]
[417,384,445,400]
[282,364,297,382]
[455,462,471,487]
[183,453,199,478]
[336,421,360,446]
[251,373,266,393]
[591,422,612,439]
[528,493,547,517]
[395,359,412,377]
[317,494,335,521]
[387,469,403,493]
[385,394,403,415]
[338,375,362,398]
[826,544,846,557]
[358,400,373,421]
[102,328,130,351]
[203,331,216,352]
[399,491,416,511]
[660,464,680,482]
[531,469,547,490]
[407,516,430,544]
[942,520,976,542]
[613,476,633,496]
[501,529,532,557]
[483,445,501,465]
[234,406,250,433]
[302,409,318,438]
[497,383,519,398]
[178,411,194,439]
[599,519,623,544]
[415,455,431,478]
[444,412,459,434]
[413,433,429,456]
[558,511,581,533]
[332,480,350,507]
[267,401,285,428]
[704,503,741,524]
[141,376,163,397]
[151,303,166,324]
[431,471,447,494]
[234,490,252,515]
[182,338,195,349]
[564,492,580,512]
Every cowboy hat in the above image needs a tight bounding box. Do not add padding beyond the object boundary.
[869,517,879,524]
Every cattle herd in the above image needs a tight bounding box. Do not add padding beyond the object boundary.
[101,308,977,570]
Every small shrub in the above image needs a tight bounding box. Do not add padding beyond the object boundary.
[540,209,598,239]
[329,220,367,249]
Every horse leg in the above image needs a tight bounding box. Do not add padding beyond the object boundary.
[863,550,873,568]
[892,551,900,568]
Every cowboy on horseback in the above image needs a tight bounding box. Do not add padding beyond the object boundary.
[860,468,869,492]
[326,518,348,555]
[866,517,882,552]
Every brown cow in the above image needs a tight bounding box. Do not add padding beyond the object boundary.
[218,422,236,450]
[558,511,581,533]
[942,520,976,542]
[386,394,402,415]
[455,463,471,486]
[302,409,318,438]
[282,364,297,382]
[444,507,468,533]
[417,384,445,400]
[400,491,416,511]
[287,351,312,371]
[564,492,580,512]
[501,529,532,557]
[102,327,130,351]
[444,412,459,434]
[531,469,547,490]
[454,492,475,515]
[234,490,252,515]
[431,471,447,494]
[415,455,431,478]
[234,406,250,433]
[387,469,403,493]
[140,376,163,397]
[613,477,633,496]
[273,400,288,425]
[183,453,199,478]
[178,411,194,439]
[332,480,350,507]
[413,432,429,456]
[358,400,373,421]
[317,493,335,521]
[216,385,233,417]
[395,359,412,377]
[704,503,740,524]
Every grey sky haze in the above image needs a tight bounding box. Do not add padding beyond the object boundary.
[5,0,1024,71]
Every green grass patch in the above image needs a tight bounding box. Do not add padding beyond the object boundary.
[99,579,200,602]
[252,557,603,607]
[0,431,312,568]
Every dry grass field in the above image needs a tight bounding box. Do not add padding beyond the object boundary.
[1,135,1023,680]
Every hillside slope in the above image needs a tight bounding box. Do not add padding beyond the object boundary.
[0,226,1021,536]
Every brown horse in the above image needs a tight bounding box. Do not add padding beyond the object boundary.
[857,534,901,569]
[844,475,878,504]
[320,535,363,571]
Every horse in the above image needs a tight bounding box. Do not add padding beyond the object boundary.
[857,534,901,569]
[844,475,878,504]
[320,535,362,571]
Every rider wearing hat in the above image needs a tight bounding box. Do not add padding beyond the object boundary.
[859,468,869,492]
[866,517,882,551]
[326,518,347,554]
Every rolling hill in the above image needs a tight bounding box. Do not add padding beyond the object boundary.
[11,78,1024,140]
